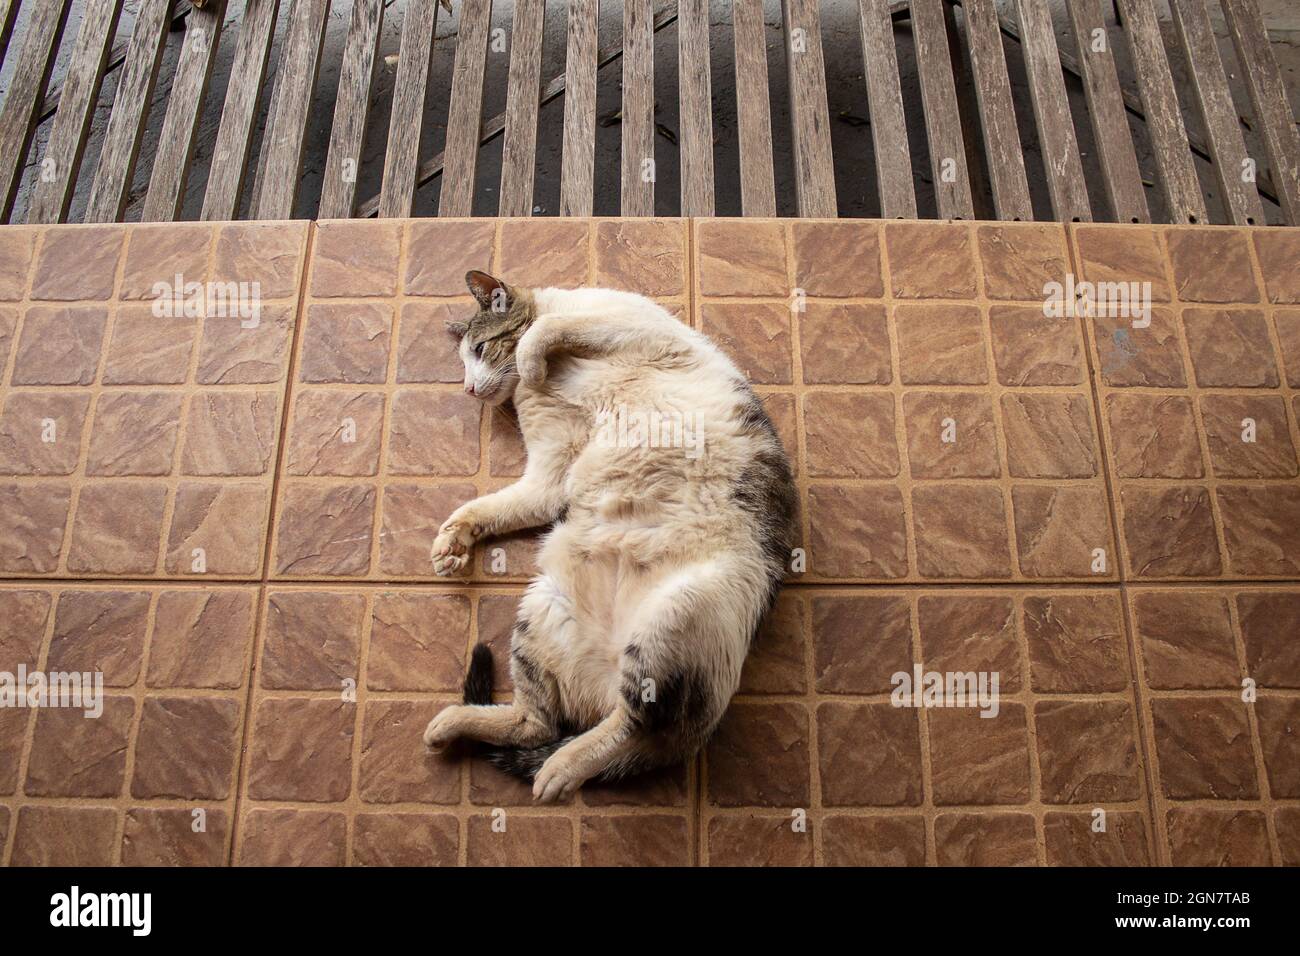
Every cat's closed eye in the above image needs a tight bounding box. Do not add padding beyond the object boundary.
[473,342,485,358]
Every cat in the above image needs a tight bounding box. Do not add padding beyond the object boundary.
[422,270,797,802]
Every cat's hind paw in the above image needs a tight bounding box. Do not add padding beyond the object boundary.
[430,521,474,576]
[532,752,582,803]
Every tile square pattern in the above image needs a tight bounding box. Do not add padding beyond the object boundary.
[2,217,1298,867]
[0,222,308,579]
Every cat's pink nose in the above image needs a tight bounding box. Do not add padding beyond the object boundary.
[464,383,476,396]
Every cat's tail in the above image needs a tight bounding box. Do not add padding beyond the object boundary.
[461,642,574,782]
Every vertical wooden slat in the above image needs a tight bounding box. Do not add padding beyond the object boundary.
[0,0,70,221]
[961,0,1032,220]
[27,0,121,223]
[559,0,599,216]
[782,0,837,217]
[378,0,439,218]
[677,0,714,216]
[0,0,21,67]
[202,0,280,221]
[732,0,775,217]
[1169,0,1264,225]
[1065,0,1149,222]
[1115,0,1207,223]
[141,0,225,222]
[1221,0,1300,224]
[910,0,973,219]
[318,0,384,219]
[1012,0,1092,221]
[84,0,169,223]
[620,0,654,216]
[440,0,492,217]
[499,0,545,216]
[857,0,915,219]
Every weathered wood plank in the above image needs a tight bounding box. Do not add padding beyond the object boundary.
[857,0,915,218]
[1169,0,1264,225]
[27,0,121,223]
[910,0,973,218]
[318,0,383,219]
[961,0,1032,220]
[559,0,598,216]
[0,0,70,221]
[677,0,714,216]
[782,0,837,217]
[253,0,329,220]
[620,0,655,216]
[1012,0,1091,221]
[141,0,225,222]
[1115,0,1206,223]
[0,0,23,70]
[84,0,169,223]
[440,0,492,217]
[732,0,775,217]
[499,0,545,216]
[378,0,439,218]
[201,0,280,221]
[1221,0,1300,224]
[1064,0,1148,222]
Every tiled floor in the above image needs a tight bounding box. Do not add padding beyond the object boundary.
[0,217,1296,866]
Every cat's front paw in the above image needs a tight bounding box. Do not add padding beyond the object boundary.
[423,706,465,750]
[430,520,476,576]
[532,751,582,803]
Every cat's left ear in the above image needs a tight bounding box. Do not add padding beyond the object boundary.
[445,319,468,340]
[466,270,512,313]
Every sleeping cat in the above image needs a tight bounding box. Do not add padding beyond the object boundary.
[422,270,797,802]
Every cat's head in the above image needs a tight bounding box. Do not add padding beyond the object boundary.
[446,270,536,405]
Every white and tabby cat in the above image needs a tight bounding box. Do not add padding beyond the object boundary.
[422,271,796,802]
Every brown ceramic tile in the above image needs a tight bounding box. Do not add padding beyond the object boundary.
[1182,308,1279,387]
[706,702,810,807]
[0,391,91,474]
[1011,485,1115,578]
[212,221,308,300]
[195,304,294,384]
[164,482,269,575]
[11,306,107,384]
[740,592,808,695]
[1023,592,1128,693]
[260,589,365,690]
[790,221,882,297]
[1255,697,1300,798]
[1001,393,1098,478]
[24,696,134,797]
[976,223,1068,300]
[1275,309,1300,386]
[47,588,149,685]
[699,302,792,384]
[352,812,459,866]
[396,301,467,383]
[0,228,34,300]
[0,481,71,573]
[1119,485,1222,578]
[147,588,256,689]
[1043,811,1152,866]
[358,700,461,804]
[822,815,926,866]
[377,481,475,576]
[934,812,1038,866]
[1105,394,1204,478]
[102,307,198,384]
[706,814,813,866]
[273,483,376,577]
[1150,697,1259,800]
[1215,484,1300,576]
[85,391,183,476]
[1090,308,1186,387]
[912,485,1012,579]
[238,808,347,866]
[696,220,787,296]
[894,304,987,385]
[1035,700,1142,803]
[299,303,393,383]
[387,390,481,475]
[1236,591,1300,688]
[1277,808,1300,865]
[310,220,401,297]
[803,392,899,477]
[131,696,241,799]
[119,223,211,299]
[0,588,52,673]
[1131,591,1239,689]
[798,303,892,385]
[498,219,590,288]
[928,704,1031,805]
[1165,228,1260,303]
[405,220,496,295]
[66,481,167,575]
[1165,808,1271,866]
[817,702,923,806]
[285,389,385,476]
[466,814,573,866]
[30,225,124,300]
[886,222,977,298]
[805,484,908,579]
[10,806,118,866]
[594,220,686,297]
[918,594,1021,692]
[1200,394,1297,477]
[246,697,355,802]
[121,808,231,866]
[811,593,911,694]
[903,391,999,478]
[580,814,690,866]
[181,391,279,476]
[988,306,1084,386]
[1252,231,1300,303]
[367,591,470,691]
[1074,225,1171,301]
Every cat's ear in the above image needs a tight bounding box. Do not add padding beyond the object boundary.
[444,319,468,340]
[466,270,511,313]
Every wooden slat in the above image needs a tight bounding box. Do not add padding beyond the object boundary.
[620,0,654,216]
[677,0,714,216]
[732,0,775,217]
[253,0,329,220]
[1012,0,1091,221]
[498,0,545,216]
[961,0,1032,220]
[1115,0,1206,223]
[857,0,915,218]
[440,0,492,217]
[27,0,121,223]
[1064,0,1149,222]
[378,0,439,218]
[1221,0,1300,224]
[0,0,70,221]
[141,0,225,222]
[781,0,837,217]
[910,0,973,218]
[559,0,598,216]
[317,0,384,219]
[202,0,280,221]
[1169,0,1264,225]
[0,0,22,69]
[84,0,169,223]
